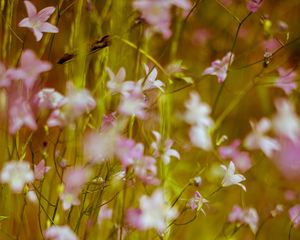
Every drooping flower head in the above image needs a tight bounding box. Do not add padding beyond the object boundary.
[247,0,263,13]
[19,1,59,41]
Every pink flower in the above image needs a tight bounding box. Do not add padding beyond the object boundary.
[0,161,34,193]
[228,205,259,233]
[134,155,159,185]
[247,0,263,13]
[106,67,127,94]
[0,63,11,88]
[7,49,52,89]
[44,225,78,240]
[202,52,234,83]
[18,1,59,41]
[34,160,51,180]
[151,131,180,165]
[100,112,117,131]
[244,118,280,158]
[289,205,300,228]
[140,65,165,92]
[97,205,113,225]
[8,97,37,134]
[186,191,208,214]
[275,67,297,95]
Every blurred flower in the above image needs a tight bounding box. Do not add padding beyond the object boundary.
[18,1,59,41]
[202,52,234,83]
[0,161,34,193]
[7,49,52,89]
[34,159,51,180]
[228,205,259,233]
[186,191,208,214]
[8,97,37,134]
[127,189,177,232]
[118,81,147,119]
[100,112,117,131]
[140,65,165,92]
[151,131,180,165]
[134,155,159,185]
[26,189,38,203]
[270,204,284,218]
[244,118,280,157]
[272,99,300,143]
[221,161,246,191]
[44,225,78,240]
[97,205,113,225]
[106,67,126,94]
[184,92,213,150]
[289,205,300,228]
[34,88,66,110]
[0,63,11,88]
[133,0,191,39]
[247,0,263,13]
[275,68,297,94]
[60,167,90,210]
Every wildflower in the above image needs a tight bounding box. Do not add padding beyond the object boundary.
[202,52,234,83]
[247,0,263,13]
[34,159,51,180]
[140,65,165,92]
[275,68,297,94]
[272,99,300,143]
[228,205,259,234]
[106,67,126,94]
[44,225,78,240]
[270,204,284,218]
[244,118,280,157]
[18,1,59,41]
[100,112,117,131]
[97,205,113,225]
[0,63,11,88]
[186,191,208,214]
[34,88,66,110]
[189,125,212,151]
[289,205,300,228]
[151,131,180,165]
[60,167,90,210]
[8,97,37,134]
[7,49,52,89]
[134,155,159,185]
[26,189,38,203]
[127,189,177,232]
[0,161,34,193]
[221,161,246,191]
[118,81,147,119]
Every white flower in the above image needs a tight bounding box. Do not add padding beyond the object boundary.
[221,161,246,191]
[0,161,34,193]
[189,125,212,151]
[140,65,165,92]
[44,225,78,240]
[106,67,126,94]
[272,99,300,143]
[139,189,177,232]
[244,118,280,157]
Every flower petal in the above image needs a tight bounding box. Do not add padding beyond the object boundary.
[24,1,37,17]
[39,22,59,33]
[38,7,56,21]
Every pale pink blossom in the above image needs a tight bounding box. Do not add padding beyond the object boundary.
[0,63,11,88]
[7,49,52,89]
[8,97,37,134]
[44,225,78,240]
[60,167,90,210]
[228,205,259,233]
[0,161,34,193]
[244,118,280,157]
[97,205,113,225]
[34,88,66,110]
[186,191,208,214]
[106,67,126,94]
[34,159,51,180]
[189,125,212,151]
[272,99,300,143]
[118,81,147,119]
[289,205,300,228]
[221,161,246,191]
[100,112,117,131]
[247,0,263,13]
[275,68,297,94]
[134,155,159,185]
[127,189,177,232]
[202,52,234,83]
[151,131,180,165]
[19,1,59,41]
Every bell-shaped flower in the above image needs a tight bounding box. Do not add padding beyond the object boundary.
[275,67,297,95]
[221,161,246,191]
[289,204,300,228]
[106,67,126,94]
[186,191,208,214]
[140,65,165,92]
[34,159,51,180]
[244,118,280,157]
[202,52,234,83]
[44,225,78,240]
[247,0,263,13]
[18,1,59,41]
[34,88,66,110]
[0,161,34,193]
